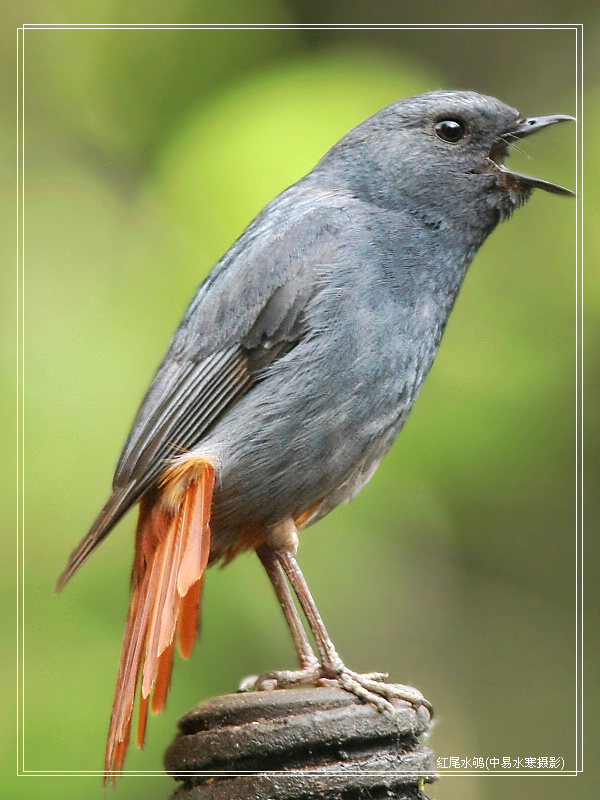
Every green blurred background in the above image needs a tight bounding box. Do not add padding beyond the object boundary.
[5,3,598,799]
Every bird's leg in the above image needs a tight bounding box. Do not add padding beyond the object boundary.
[256,545,319,670]
[243,521,431,714]
[239,545,321,692]
[276,545,431,715]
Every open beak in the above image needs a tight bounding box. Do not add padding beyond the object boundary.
[485,114,576,197]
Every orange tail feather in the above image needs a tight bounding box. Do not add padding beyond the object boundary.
[178,576,204,659]
[104,456,215,783]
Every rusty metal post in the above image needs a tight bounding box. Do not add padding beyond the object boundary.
[165,686,436,799]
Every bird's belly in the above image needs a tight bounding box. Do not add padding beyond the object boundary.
[200,295,445,559]
[202,370,416,559]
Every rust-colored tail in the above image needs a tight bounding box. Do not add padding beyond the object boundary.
[104,455,215,784]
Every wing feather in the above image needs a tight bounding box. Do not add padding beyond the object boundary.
[115,346,244,486]
[58,191,356,590]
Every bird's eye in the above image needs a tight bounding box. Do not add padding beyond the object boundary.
[434,119,466,143]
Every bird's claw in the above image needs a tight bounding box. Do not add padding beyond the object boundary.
[319,668,431,715]
[239,665,431,717]
[238,665,322,692]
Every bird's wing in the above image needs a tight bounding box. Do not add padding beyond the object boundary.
[57,187,354,588]
[114,285,312,492]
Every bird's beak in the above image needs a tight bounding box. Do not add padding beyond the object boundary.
[482,114,576,197]
[509,114,576,140]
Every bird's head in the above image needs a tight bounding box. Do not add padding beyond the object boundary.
[317,90,575,228]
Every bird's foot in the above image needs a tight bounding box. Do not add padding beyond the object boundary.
[319,666,432,715]
[239,663,323,692]
[239,664,431,717]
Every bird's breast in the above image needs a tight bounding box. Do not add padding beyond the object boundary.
[203,283,447,553]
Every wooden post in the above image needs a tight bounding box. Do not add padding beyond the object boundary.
[165,686,436,799]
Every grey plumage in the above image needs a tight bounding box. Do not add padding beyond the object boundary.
[58,89,574,587]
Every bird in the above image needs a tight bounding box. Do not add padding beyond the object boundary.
[56,90,575,781]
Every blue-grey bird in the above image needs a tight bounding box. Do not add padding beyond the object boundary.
[56,90,575,779]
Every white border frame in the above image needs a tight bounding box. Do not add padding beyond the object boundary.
[15,21,583,781]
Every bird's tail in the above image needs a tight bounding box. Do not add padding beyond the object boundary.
[104,454,215,784]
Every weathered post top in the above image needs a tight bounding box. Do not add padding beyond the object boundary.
[165,686,436,799]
